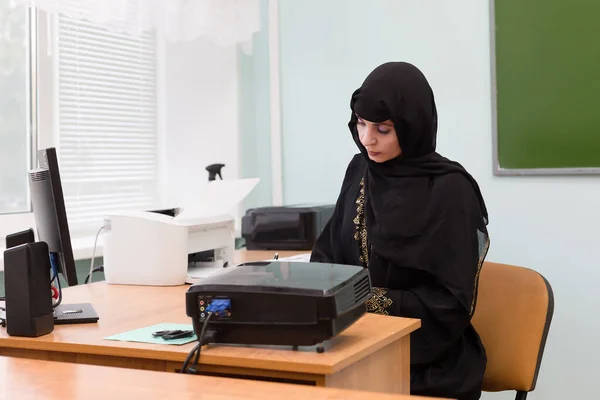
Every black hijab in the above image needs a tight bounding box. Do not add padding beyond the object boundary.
[349,62,489,314]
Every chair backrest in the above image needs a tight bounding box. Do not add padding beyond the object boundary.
[471,261,554,394]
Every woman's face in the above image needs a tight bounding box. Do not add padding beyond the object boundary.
[356,116,402,162]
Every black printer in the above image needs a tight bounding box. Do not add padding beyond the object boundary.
[241,204,334,250]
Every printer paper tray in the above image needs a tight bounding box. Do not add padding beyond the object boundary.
[186,262,230,284]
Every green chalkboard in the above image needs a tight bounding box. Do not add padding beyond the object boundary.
[492,0,600,174]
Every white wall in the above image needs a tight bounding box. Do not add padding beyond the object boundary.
[163,37,241,216]
[277,1,599,398]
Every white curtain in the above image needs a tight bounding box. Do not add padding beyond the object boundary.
[15,0,261,53]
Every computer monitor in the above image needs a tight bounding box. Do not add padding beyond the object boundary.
[28,147,78,286]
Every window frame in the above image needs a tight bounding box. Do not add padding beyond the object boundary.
[0,7,37,243]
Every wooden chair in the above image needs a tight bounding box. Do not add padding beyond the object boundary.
[471,262,554,400]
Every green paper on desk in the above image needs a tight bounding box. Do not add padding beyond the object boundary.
[104,323,197,346]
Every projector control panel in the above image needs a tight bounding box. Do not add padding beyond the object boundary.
[198,296,232,321]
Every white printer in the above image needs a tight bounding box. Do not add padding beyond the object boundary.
[101,178,259,286]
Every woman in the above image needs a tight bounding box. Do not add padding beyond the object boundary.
[310,62,490,400]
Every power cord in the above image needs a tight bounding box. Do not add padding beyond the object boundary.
[84,265,104,284]
[49,252,63,309]
[180,312,215,374]
[88,225,105,284]
[181,342,201,374]
[190,329,218,373]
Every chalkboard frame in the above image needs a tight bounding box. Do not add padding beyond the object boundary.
[489,0,600,176]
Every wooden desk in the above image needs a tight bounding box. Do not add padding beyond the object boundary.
[5,357,444,400]
[0,250,420,395]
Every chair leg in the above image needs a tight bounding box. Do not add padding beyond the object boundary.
[515,391,528,400]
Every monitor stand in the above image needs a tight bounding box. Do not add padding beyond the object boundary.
[53,303,99,325]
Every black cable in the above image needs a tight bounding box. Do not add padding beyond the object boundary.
[53,271,63,309]
[190,324,214,374]
[188,313,213,374]
[84,265,104,284]
[181,312,213,374]
[180,342,201,374]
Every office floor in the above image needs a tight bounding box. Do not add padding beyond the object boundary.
[0,258,104,297]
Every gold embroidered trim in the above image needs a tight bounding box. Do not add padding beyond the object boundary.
[366,287,393,315]
[353,177,370,267]
[470,235,491,315]
[355,178,392,314]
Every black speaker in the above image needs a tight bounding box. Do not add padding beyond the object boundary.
[5,228,35,249]
[3,241,54,337]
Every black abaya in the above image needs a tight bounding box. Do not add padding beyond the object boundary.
[310,62,490,400]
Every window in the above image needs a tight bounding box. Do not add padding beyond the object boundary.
[54,14,160,235]
[0,1,32,215]
[0,6,161,248]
